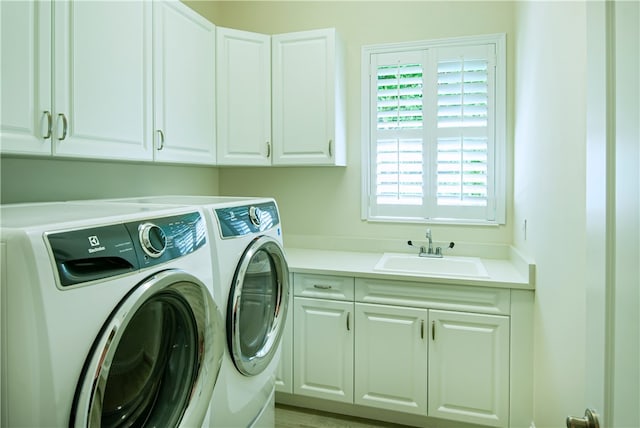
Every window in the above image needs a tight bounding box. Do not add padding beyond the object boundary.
[361,34,506,224]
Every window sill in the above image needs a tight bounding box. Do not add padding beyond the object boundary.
[364,216,504,227]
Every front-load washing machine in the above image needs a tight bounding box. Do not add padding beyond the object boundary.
[91,196,290,428]
[0,202,225,427]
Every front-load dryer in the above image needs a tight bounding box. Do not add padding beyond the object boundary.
[90,196,290,428]
[0,202,225,427]
[211,198,289,428]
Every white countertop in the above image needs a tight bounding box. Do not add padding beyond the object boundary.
[284,247,535,290]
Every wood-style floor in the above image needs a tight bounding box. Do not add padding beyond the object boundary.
[274,404,410,428]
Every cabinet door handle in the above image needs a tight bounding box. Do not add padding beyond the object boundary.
[313,284,332,290]
[432,320,435,341]
[266,141,271,158]
[421,319,425,339]
[58,113,68,141]
[43,111,52,139]
[156,129,165,150]
[328,139,333,157]
[346,312,350,331]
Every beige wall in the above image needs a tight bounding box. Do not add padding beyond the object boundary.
[192,1,516,248]
[0,2,603,426]
[513,2,587,426]
[0,157,220,203]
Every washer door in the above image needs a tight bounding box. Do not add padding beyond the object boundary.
[228,236,289,376]
[72,270,224,428]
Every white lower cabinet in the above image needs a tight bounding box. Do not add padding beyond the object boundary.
[275,273,294,393]
[293,297,353,402]
[428,310,510,427]
[284,273,517,428]
[354,303,428,414]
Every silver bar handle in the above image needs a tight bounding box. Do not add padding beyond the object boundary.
[43,111,52,139]
[58,113,68,141]
[346,312,350,331]
[421,319,424,339]
[328,139,333,157]
[266,141,271,158]
[313,284,332,290]
[156,129,165,150]
[432,320,435,340]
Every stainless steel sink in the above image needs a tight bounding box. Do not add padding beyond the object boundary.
[374,253,489,278]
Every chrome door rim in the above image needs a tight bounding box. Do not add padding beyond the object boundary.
[228,235,290,376]
[72,269,224,427]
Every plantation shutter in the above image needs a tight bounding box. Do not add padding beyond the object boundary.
[366,38,502,223]
[371,51,428,218]
[430,44,495,220]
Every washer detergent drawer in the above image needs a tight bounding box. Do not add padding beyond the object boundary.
[47,224,137,287]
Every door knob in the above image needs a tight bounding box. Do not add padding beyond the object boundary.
[566,408,600,428]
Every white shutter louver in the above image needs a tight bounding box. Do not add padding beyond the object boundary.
[436,56,489,207]
[376,63,423,130]
[375,60,424,205]
[437,59,488,128]
[376,138,423,205]
[436,136,488,206]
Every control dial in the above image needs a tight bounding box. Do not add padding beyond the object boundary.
[249,206,262,227]
[138,222,167,258]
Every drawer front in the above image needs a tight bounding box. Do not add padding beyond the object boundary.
[355,278,510,315]
[294,273,355,301]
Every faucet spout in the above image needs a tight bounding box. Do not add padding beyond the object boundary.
[426,228,434,254]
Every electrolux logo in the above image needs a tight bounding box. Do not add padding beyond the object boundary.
[88,235,106,254]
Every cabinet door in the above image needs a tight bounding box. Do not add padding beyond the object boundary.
[429,310,509,427]
[293,297,353,403]
[216,27,271,166]
[272,28,345,166]
[275,274,294,393]
[53,1,153,160]
[153,1,216,165]
[0,0,52,155]
[355,303,428,414]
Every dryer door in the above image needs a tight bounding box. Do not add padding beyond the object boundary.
[72,269,224,428]
[228,235,290,376]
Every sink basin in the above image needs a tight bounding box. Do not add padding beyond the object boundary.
[374,253,489,278]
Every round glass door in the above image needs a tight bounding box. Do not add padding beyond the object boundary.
[228,236,289,376]
[72,270,224,428]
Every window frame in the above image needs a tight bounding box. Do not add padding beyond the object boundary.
[361,33,507,225]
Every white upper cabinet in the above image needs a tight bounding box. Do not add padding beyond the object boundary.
[53,1,153,160]
[219,27,346,167]
[1,1,154,160]
[1,1,52,156]
[271,28,346,166]
[216,27,271,166]
[153,1,216,165]
[2,0,216,165]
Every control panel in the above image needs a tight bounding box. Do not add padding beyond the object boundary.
[215,202,280,238]
[47,211,206,287]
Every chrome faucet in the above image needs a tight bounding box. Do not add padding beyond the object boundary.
[421,228,442,257]
[407,231,454,258]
